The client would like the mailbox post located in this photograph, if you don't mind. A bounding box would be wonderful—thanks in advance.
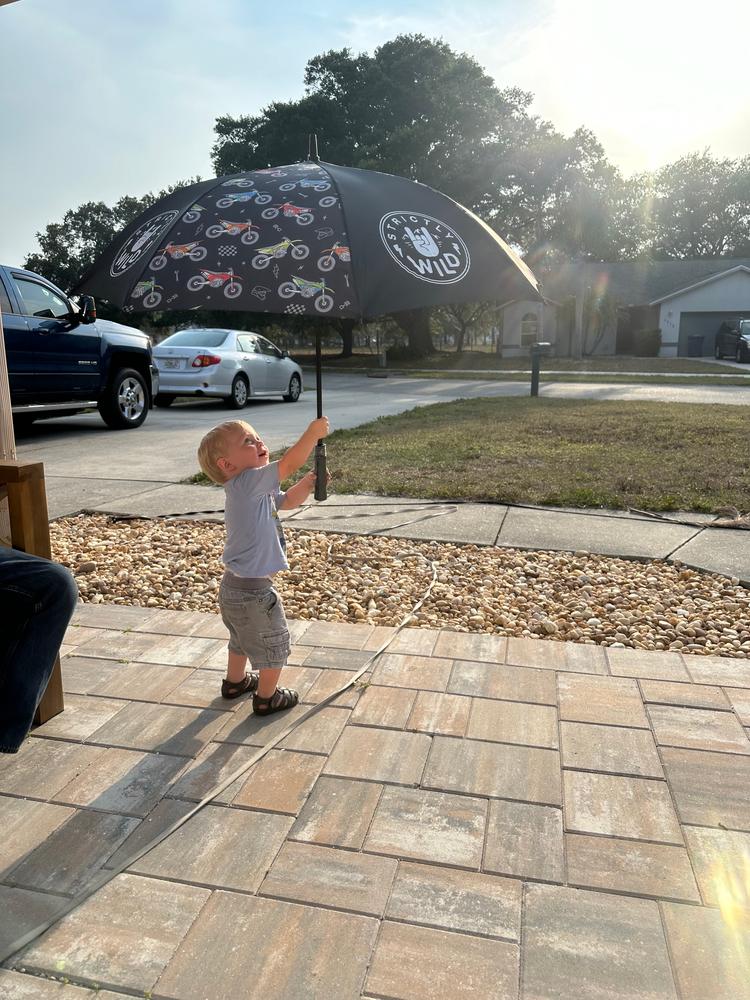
[530,341,552,397]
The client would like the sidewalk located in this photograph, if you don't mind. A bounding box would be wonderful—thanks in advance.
[62,484,750,584]
[1,604,749,998]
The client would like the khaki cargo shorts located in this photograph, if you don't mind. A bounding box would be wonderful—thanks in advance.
[219,578,291,668]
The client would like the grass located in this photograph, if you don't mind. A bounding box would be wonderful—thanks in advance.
[184,397,750,512]
[314,397,750,512]
[291,349,744,375]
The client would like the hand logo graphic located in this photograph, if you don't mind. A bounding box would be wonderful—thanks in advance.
[405,226,440,257]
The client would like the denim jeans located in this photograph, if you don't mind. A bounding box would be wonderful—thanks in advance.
[0,547,78,753]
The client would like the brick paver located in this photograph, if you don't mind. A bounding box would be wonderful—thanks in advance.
[385,860,522,939]
[3,605,748,1000]
[366,920,519,1000]
[522,884,678,999]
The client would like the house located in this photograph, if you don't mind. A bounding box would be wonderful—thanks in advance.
[499,258,750,357]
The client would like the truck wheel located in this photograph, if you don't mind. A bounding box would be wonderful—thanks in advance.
[98,368,149,429]
[224,375,249,409]
[154,393,176,407]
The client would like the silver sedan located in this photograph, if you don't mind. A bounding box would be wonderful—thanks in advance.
[152,328,303,408]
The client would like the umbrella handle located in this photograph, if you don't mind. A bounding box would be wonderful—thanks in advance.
[314,443,328,501]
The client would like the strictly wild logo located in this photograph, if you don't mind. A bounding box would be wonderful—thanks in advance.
[110,211,180,277]
[379,212,470,284]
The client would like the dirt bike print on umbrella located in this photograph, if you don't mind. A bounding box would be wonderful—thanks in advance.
[75,158,540,320]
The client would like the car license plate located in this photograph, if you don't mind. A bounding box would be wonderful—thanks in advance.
[162,358,181,369]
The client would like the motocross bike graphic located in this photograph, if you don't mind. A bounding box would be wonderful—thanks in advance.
[187,268,243,299]
[251,239,310,269]
[182,204,205,224]
[255,168,287,178]
[317,243,351,272]
[215,190,272,209]
[278,178,331,193]
[150,242,207,269]
[131,278,164,309]
[205,219,259,245]
[278,275,334,313]
[220,177,256,188]
[260,203,313,226]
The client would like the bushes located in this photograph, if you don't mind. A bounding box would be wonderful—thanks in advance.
[632,328,662,356]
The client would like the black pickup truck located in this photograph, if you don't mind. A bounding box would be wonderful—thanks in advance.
[1,264,158,428]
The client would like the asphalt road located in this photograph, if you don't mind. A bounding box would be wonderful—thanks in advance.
[13,371,750,517]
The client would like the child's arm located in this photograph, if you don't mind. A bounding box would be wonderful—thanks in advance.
[278,417,330,480]
[279,468,330,510]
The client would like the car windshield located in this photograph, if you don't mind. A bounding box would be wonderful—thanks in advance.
[159,330,230,348]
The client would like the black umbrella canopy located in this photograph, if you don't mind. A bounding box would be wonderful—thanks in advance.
[74,160,540,318]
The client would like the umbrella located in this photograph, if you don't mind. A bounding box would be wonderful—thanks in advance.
[74,146,541,496]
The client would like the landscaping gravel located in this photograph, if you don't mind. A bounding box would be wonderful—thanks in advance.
[51,514,750,658]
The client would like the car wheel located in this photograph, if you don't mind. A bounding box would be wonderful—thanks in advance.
[283,374,302,402]
[736,345,745,363]
[98,368,149,429]
[155,393,175,407]
[225,375,249,409]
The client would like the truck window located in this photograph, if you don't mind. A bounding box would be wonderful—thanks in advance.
[0,278,10,314]
[12,277,70,319]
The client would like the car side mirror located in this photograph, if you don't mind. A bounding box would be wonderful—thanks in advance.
[282,349,290,358]
[78,295,97,324]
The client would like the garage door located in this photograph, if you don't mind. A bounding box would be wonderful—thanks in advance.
[678,312,743,356]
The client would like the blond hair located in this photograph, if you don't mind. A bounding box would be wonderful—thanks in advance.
[197,420,255,484]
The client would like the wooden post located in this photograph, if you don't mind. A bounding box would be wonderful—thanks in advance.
[0,459,65,724]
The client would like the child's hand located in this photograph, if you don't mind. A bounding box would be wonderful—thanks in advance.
[308,416,330,440]
[303,467,332,488]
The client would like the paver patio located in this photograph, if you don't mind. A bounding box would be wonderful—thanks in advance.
[1,604,749,998]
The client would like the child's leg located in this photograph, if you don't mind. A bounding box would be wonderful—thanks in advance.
[221,650,260,699]
[226,650,248,684]
[253,663,298,715]
[256,667,282,699]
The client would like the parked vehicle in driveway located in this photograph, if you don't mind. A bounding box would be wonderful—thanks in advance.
[715,319,750,362]
[1,264,158,429]
[152,328,303,408]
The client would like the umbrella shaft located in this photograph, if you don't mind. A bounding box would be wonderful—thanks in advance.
[314,444,327,502]
[315,337,323,419]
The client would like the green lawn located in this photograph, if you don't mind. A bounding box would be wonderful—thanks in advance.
[316,398,750,512]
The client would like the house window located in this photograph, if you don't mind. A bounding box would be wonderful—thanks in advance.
[520,312,539,347]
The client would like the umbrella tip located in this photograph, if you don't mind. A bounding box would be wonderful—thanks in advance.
[307,133,320,163]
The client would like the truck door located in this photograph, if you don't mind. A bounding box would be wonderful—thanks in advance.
[0,270,33,397]
[9,272,101,400]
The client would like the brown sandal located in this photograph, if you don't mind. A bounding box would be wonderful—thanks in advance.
[221,672,259,700]
[252,686,299,716]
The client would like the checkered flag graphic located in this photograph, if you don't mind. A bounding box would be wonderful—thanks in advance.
[284,303,306,315]
[217,245,238,257]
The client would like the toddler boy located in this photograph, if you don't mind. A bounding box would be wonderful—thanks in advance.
[197,415,329,715]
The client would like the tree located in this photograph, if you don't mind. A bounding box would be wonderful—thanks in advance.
[648,151,750,258]
[436,302,500,352]
[211,35,558,356]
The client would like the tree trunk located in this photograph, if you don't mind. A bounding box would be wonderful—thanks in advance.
[394,309,434,357]
[338,319,355,358]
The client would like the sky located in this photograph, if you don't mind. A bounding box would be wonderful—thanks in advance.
[1,0,748,268]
